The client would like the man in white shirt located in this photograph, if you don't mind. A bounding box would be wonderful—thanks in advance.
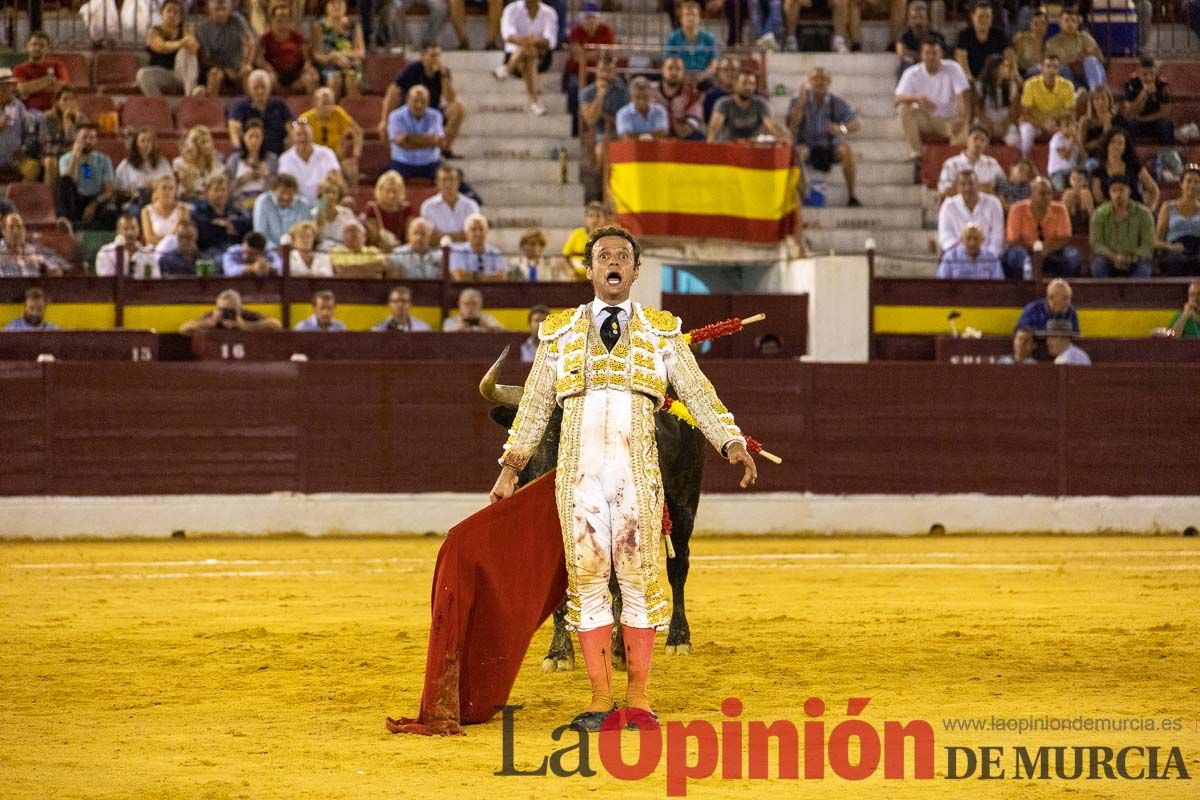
[1042,318,1091,365]
[277,118,342,202]
[895,37,971,161]
[936,169,1004,256]
[448,213,506,280]
[95,215,160,278]
[493,0,558,116]
[936,124,1005,199]
[418,164,480,242]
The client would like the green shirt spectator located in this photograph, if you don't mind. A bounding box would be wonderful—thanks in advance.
[1088,180,1155,278]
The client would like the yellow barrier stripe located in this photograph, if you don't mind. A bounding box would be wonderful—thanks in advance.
[610,161,800,220]
[874,306,1177,338]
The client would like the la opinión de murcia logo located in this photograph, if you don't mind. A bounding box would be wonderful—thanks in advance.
[496,698,1192,796]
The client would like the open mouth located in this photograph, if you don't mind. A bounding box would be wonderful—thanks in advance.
[606,271,622,285]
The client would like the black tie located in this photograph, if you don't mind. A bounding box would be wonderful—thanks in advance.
[600,306,622,351]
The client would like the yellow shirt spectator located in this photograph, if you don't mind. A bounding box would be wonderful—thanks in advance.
[561,226,589,279]
[1020,76,1075,124]
[300,106,356,152]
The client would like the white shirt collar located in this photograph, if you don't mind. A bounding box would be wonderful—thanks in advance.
[591,298,632,321]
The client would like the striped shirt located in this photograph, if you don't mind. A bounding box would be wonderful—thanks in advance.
[787,92,856,149]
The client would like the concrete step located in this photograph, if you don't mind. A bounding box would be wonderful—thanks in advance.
[763,73,898,98]
[811,183,923,207]
[442,50,567,73]
[490,226,574,253]
[466,159,573,182]
[812,160,912,187]
[769,94,899,119]
[804,205,923,229]
[462,91,569,115]
[456,110,571,137]
[806,227,932,255]
[473,180,585,207]
[485,205,588,229]
[452,136,578,160]
[768,53,902,81]
[873,256,938,278]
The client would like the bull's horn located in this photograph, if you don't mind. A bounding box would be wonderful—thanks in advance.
[479,345,525,407]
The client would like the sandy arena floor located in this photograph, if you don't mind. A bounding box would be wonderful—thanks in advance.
[1,534,1198,799]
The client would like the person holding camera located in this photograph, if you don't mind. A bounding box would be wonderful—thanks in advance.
[786,66,861,208]
[442,287,502,332]
[179,288,282,333]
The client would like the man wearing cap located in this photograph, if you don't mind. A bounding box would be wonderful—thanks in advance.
[1040,318,1091,365]
[564,3,615,137]
[0,69,30,176]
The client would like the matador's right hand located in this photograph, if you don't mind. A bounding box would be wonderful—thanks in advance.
[489,467,519,504]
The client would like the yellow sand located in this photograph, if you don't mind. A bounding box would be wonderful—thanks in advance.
[1,534,1197,799]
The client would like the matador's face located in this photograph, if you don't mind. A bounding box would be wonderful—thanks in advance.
[587,235,639,304]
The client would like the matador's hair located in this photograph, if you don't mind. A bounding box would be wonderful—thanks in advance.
[582,225,641,268]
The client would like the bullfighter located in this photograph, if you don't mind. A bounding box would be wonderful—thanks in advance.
[489,225,757,732]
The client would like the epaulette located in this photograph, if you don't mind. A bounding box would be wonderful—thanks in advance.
[538,305,585,340]
[637,306,682,336]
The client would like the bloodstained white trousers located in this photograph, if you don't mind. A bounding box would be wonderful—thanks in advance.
[571,388,653,632]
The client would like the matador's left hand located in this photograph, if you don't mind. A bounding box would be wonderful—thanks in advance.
[726,441,757,489]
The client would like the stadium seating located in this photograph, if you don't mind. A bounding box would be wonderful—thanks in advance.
[47,52,92,92]
[5,183,57,227]
[359,140,391,183]
[176,96,227,136]
[339,95,383,136]
[30,230,82,264]
[121,96,175,136]
[93,136,128,166]
[92,51,141,95]
[285,95,314,118]
[77,94,117,120]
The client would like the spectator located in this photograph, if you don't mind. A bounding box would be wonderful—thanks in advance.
[295,290,347,331]
[0,213,67,276]
[787,67,862,207]
[383,45,465,160]
[0,70,30,178]
[1156,167,1200,277]
[974,54,1020,146]
[115,128,174,204]
[13,30,70,112]
[751,0,793,51]
[195,0,255,97]
[228,69,294,157]
[329,218,387,277]
[953,1,1010,82]
[1010,7,1048,78]
[279,118,343,203]
[1003,176,1080,279]
[937,124,1004,198]
[937,169,1004,256]
[1090,128,1159,212]
[386,85,445,181]
[257,2,318,96]
[137,0,201,97]
[363,170,410,250]
[57,124,117,229]
[443,287,503,331]
[662,1,717,85]
[510,228,560,281]
[833,0,904,55]
[311,0,366,100]
[389,0,451,50]
[1015,277,1080,334]
[702,56,738,123]
[311,173,358,249]
[936,222,1003,278]
[191,173,251,258]
[225,119,280,208]
[1121,57,1174,145]
[895,1,949,78]
[708,69,787,142]
[1047,115,1080,191]
[373,285,433,332]
[287,220,333,276]
[157,219,203,276]
[1018,54,1074,158]
[755,333,783,356]
[248,0,306,36]
[175,125,226,199]
[579,56,628,163]
[1044,5,1105,92]
[96,215,160,278]
[562,202,608,274]
[37,87,84,187]
[419,164,479,241]
[563,3,615,137]
[654,56,706,141]
[1079,86,1118,161]
[521,304,550,361]
[1167,280,1200,338]
[449,213,505,280]
[179,288,282,333]
[997,326,1037,364]
[616,77,669,141]
[1040,318,1091,365]
[223,230,283,276]
[140,174,189,248]
[3,287,58,331]
[895,37,971,161]
[494,0,558,116]
[1090,177,1155,278]
[1000,158,1037,209]
[1062,166,1095,234]
[388,216,442,279]
[449,0,504,51]
[300,87,363,187]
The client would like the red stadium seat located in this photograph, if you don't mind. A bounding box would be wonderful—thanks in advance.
[93,51,141,94]
[29,230,81,266]
[406,179,438,210]
[47,52,92,92]
[122,96,175,135]
[364,53,406,95]
[359,139,391,184]
[93,135,128,165]
[339,95,383,133]
[285,95,314,118]
[77,94,117,120]
[5,183,58,227]
[176,95,227,135]
[157,137,181,161]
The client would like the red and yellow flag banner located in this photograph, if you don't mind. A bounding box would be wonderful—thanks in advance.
[607,140,800,243]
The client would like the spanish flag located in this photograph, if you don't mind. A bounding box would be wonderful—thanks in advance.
[608,140,801,243]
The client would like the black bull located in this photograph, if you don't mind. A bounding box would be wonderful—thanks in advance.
[481,348,707,671]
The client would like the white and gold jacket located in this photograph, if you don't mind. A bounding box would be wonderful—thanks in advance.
[499,302,745,471]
